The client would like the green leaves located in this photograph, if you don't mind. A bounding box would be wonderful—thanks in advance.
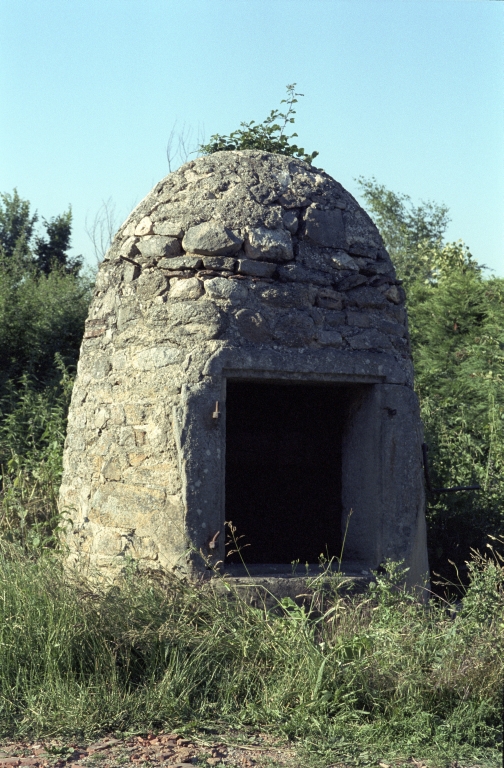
[359,177,504,575]
[0,190,82,276]
[199,84,319,165]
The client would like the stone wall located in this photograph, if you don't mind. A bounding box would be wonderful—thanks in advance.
[59,150,428,585]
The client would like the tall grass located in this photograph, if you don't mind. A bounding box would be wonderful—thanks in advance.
[0,541,502,767]
[0,364,72,549]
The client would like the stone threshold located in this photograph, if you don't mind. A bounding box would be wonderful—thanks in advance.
[210,562,373,605]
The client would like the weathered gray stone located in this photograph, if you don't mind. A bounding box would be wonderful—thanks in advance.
[282,210,299,233]
[204,277,248,302]
[344,286,389,309]
[152,221,184,237]
[237,259,276,278]
[347,329,393,351]
[120,237,140,259]
[134,270,169,298]
[169,277,204,300]
[335,273,368,291]
[331,251,359,271]
[384,285,403,304]
[316,288,344,310]
[277,264,333,286]
[158,255,202,270]
[274,311,316,347]
[134,216,153,236]
[137,236,182,260]
[245,227,293,262]
[132,346,183,369]
[60,150,427,592]
[258,283,316,309]
[234,309,272,343]
[303,207,346,248]
[317,330,343,347]
[202,256,236,271]
[182,222,243,256]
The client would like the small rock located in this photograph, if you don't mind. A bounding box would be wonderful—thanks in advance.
[182,222,243,256]
[237,259,276,278]
[158,255,202,270]
[277,264,333,286]
[245,227,293,262]
[134,217,153,236]
[204,277,248,302]
[384,285,402,304]
[282,210,298,233]
[316,288,344,310]
[170,277,203,300]
[318,330,343,347]
[153,220,184,237]
[235,309,272,343]
[137,236,182,260]
[120,236,140,259]
[336,273,368,291]
[303,207,346,248]
[331,251,359,271]
[202,256,236,271]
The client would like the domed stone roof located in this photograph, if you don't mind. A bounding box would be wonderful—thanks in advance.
[60,151,428,588]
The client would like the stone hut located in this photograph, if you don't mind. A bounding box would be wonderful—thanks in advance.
[60,150,429,587]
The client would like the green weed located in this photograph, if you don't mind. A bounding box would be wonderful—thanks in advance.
[0,543,501,767]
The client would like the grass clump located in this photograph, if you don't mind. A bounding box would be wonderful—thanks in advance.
[0,363,73,550]
[0,543,502,767]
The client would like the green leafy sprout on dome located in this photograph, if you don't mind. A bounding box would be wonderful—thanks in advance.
[199,84,319,165]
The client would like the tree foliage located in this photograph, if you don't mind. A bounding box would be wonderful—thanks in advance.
[359,178,504,575]
[0,190,90,391]
[199,84,319,165]
[0,190,82,275]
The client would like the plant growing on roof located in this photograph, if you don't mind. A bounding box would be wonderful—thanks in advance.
[199,84,319,165]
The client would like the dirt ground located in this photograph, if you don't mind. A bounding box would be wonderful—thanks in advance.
[0,732,307,768]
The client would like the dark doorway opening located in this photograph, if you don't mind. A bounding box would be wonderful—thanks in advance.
[225,380,357,564]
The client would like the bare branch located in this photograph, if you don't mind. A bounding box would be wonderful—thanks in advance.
[85,198,120,265]
[165,121,205,172]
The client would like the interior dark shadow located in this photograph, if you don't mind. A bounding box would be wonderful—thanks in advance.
[225,380,362,565]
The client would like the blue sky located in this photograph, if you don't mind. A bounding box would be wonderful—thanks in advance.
[1,0,503,275]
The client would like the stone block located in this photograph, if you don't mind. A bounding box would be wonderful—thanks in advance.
[344,286,389,309]
[245,227,293,262]
[258,283,317,309]
[169,277,204,300]
[303,207,346,248]
[282,210,298,233]
[202,256,236,271]
[157,254,201,270]
[317,330,343,347]
[204,277,248,302]
[134,270,169,298]
[331,251,359,271]
[237,259,276,278]
[277,264,333,286]
[234,309,272,343]
[152,220,184,237]
[273,311,316,347]
[132,346,183,370]
[316,288,344,310]
[182,222,243,256]
[336,273,368,291]
[137,236,182,260]
[134,216,153,236]
[347,329,393,351]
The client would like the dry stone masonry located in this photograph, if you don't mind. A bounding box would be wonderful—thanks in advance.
[60,150,429,587]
